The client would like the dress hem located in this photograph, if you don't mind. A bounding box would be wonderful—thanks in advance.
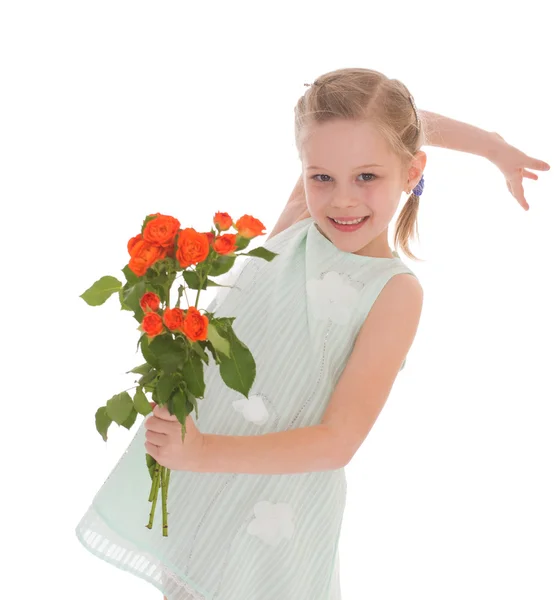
[75,504,211,600]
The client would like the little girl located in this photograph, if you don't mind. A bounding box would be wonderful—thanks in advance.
[75,67,549,600]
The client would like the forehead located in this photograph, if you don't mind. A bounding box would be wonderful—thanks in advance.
[301,119,396,166]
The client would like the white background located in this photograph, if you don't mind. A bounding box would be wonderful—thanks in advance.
[2,1,553,599]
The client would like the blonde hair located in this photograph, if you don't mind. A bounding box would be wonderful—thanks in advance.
[294,67,427,261]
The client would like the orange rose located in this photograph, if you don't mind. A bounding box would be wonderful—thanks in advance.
[213,233,238,255]
[143,214,181,248]
[128,238,167,277]
[213,211,233,231]
[141,312,164,338]
[140,292,161,312]
[182,306,209,341]
[203,231,216,246]
[127,233,143,255]
[163,307,185,331]
[235,215,265,239]
[176,228,210,268]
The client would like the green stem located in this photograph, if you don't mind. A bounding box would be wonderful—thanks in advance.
[146,462,161,529]
[148,460,160,502]
[194,251,217,308]
[161,466,170,537]
[180,273,191,308]
[194,279,203,309]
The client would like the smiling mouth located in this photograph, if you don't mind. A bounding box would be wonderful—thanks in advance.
[329,216,369,223]
[327,216,370,231]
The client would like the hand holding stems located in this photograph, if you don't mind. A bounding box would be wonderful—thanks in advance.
[144,402,205,471]
[144,401,205,535]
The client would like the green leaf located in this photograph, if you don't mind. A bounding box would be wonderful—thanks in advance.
[207,253,236,277]
[121,406,138,429]
[240,246,278,262]
[168,387,188,427]
[146,452,156,480]
[95,406,112,441]
[118,288,129,311]
[122,264,140,286]
[133,387,152,416]
[149,335,186,374]
[191,341,210,365]
[205,278,226,288]
[149,283,167,306]
[80,276,122,306]
[186,389,199,420]
[140,334,160,369]
[122,280,147,322]
[127,362,151,375]
[204,340,221,365]
[148,264,176,306]
[233,235,250,251]
[182,350,205,398]
[207,322,231,358]
[138,369,157,387]
[214,322,256,398]
[212,316,236,328]
[182,270,206,291]
[144,382,157,394]
[106,392,134,425]
[156,372,181,405]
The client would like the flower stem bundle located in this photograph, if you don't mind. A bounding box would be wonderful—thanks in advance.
[81,211,277,536]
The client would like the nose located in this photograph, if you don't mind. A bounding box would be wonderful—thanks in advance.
[330,196,362,210]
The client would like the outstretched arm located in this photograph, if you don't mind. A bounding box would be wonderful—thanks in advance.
[420,110,550,210]
[419,110,498,158]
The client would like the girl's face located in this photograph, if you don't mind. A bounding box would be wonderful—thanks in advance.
[301,119,416,258]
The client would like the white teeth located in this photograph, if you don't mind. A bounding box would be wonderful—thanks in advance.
[332,217,366,225]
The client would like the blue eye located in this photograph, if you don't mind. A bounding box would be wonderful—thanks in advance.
[312,173,376,183]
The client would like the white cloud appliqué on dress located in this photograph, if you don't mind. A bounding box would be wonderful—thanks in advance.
[246,500,295,546]
[306,271,361,325]
[232,393,269,425]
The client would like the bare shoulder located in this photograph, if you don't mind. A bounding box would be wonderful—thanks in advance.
[321,272,424,465]
[371,272,424,329]
[355,272,423,364]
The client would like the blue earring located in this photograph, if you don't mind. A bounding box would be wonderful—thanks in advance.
[412,174,425,197]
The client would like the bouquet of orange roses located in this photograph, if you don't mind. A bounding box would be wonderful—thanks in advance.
[80,211,277,536]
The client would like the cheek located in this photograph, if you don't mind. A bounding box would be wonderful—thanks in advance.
[306,185,329,207]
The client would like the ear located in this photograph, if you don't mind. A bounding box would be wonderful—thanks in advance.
[405,151,427,193]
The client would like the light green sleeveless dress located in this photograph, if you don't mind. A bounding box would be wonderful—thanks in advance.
[75,216,418,600]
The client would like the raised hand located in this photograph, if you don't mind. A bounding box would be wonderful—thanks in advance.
[487,132,550,211]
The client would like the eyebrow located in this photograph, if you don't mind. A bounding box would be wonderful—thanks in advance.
[306,163,384,170]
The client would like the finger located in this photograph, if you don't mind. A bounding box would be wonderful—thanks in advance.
[154,403,178,421]
[522,170,538,180]
[145,429,167,446]
[145,441,159,458]
[526,157,550,171]
[510,179,529,210]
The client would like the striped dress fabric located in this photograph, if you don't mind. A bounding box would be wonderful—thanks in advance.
[75,216,417,600]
